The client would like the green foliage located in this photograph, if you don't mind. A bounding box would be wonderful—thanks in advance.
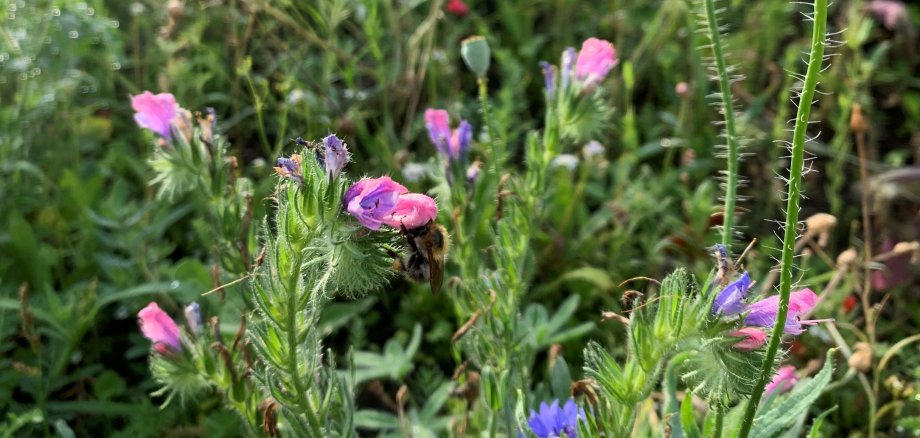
[4,0,920,435]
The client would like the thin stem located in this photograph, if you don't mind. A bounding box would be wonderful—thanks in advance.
[477,77,500,177]
[714,405,724,438]
[701,0,741,249]
[736,1,827,436]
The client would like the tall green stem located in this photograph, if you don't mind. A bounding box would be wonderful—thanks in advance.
[736,1,827,436]
[701,0,741,249]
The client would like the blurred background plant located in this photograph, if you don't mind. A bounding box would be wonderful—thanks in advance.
[2,0,920,435]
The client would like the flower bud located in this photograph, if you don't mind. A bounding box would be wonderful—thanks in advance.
[837,247,859,267]
[461,36,490,78]
[184,302,201,336]
[848,342,872,373]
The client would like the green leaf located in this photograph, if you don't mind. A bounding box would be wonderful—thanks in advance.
[807,405,837,438]
[93,370,127,401]
[551,357,572,401]
[750,350,836,438]
[680,392,702,438]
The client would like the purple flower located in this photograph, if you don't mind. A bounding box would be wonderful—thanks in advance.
[765,366,798,396]
[574,38,617,86]
[274,154,303,183]
[466,160,481,183]
[449,120,473,159]
[425,109,452,157]
[131,91,178,140]
[344,177,408,230]
[712,272,753,316]
[560,47,576,91]
[526,399,584,438]
[138,302,181,352]
[539,61,557,98]
[425,109,473,160]
[744,289,820,335]
[322,134,350,179]
[184,302,201,336]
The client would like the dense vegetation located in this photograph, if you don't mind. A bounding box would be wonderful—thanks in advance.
[2,0,920,436]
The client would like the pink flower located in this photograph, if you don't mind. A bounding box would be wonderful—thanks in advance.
[382,193,439,229]
[446,0,469,16]
[765,366,798,396]
[131,91,178,140]
[744,289,821,335]
[574,38,617,86]
[138,302,181,352]
[729,327,767,351]
[866,0,908,30]
[345,176,408,230]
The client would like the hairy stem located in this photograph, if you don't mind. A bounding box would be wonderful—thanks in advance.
[737,1,827,436]
[701,0,741,249]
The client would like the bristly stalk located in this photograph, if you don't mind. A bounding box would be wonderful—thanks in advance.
[700,0,742,250]
[736,1,828,436]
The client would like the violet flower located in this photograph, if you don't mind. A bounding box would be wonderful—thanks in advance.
[138,302,182,352]
[729,327,767,351]
[712,272,753,316]
[131,91,178,140]
[344,176,408,230]
[425,109,472,160]
[526,399,584,438]
[539,61,557,98]
[765,365,798,396]
[744,289,820,335]
[560,47,576,91]
[574,38,617,86]
[322,134,350,179]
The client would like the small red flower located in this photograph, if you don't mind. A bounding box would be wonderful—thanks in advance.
[842,295,858,313]
[446,0,468,16]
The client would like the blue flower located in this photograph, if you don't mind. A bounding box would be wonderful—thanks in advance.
[526,399,584,438]
[712,272,752,316]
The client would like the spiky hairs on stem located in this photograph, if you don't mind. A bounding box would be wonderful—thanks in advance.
[696,0,745,250]
[736,1,829,436]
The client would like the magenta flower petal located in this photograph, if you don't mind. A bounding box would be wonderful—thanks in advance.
[344,177,408,230]
[574,38,617,85]
[744,289,819,335]
[138,302,181,351]
[425,109,452,157]
[382,193,438,229]
[131,91,177,140]
[729,327,767,351]
[765,366,798,396]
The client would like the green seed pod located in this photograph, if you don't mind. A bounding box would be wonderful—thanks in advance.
[480,365,502,410]
[461,36,490,78]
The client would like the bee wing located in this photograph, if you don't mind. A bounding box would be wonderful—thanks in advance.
[427,246,444,294]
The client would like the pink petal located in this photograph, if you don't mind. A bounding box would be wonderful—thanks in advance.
[729,327,767,351]
[382,193,438,229]
[138,302,181,351]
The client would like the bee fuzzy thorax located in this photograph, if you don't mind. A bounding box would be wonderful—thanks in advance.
[391,220,450,293]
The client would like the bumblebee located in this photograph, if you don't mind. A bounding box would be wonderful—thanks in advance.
[391,220,449,293]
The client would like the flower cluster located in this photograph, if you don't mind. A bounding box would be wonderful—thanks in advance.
[711,269,822,351]
[539,37,618,98]
[344,176,438,230]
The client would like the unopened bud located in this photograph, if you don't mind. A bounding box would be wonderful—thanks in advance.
[850,103,869,134]
[805,213,837,236]
[461,36,491,78]
[837,248,859,268]
[848,342,872,373]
